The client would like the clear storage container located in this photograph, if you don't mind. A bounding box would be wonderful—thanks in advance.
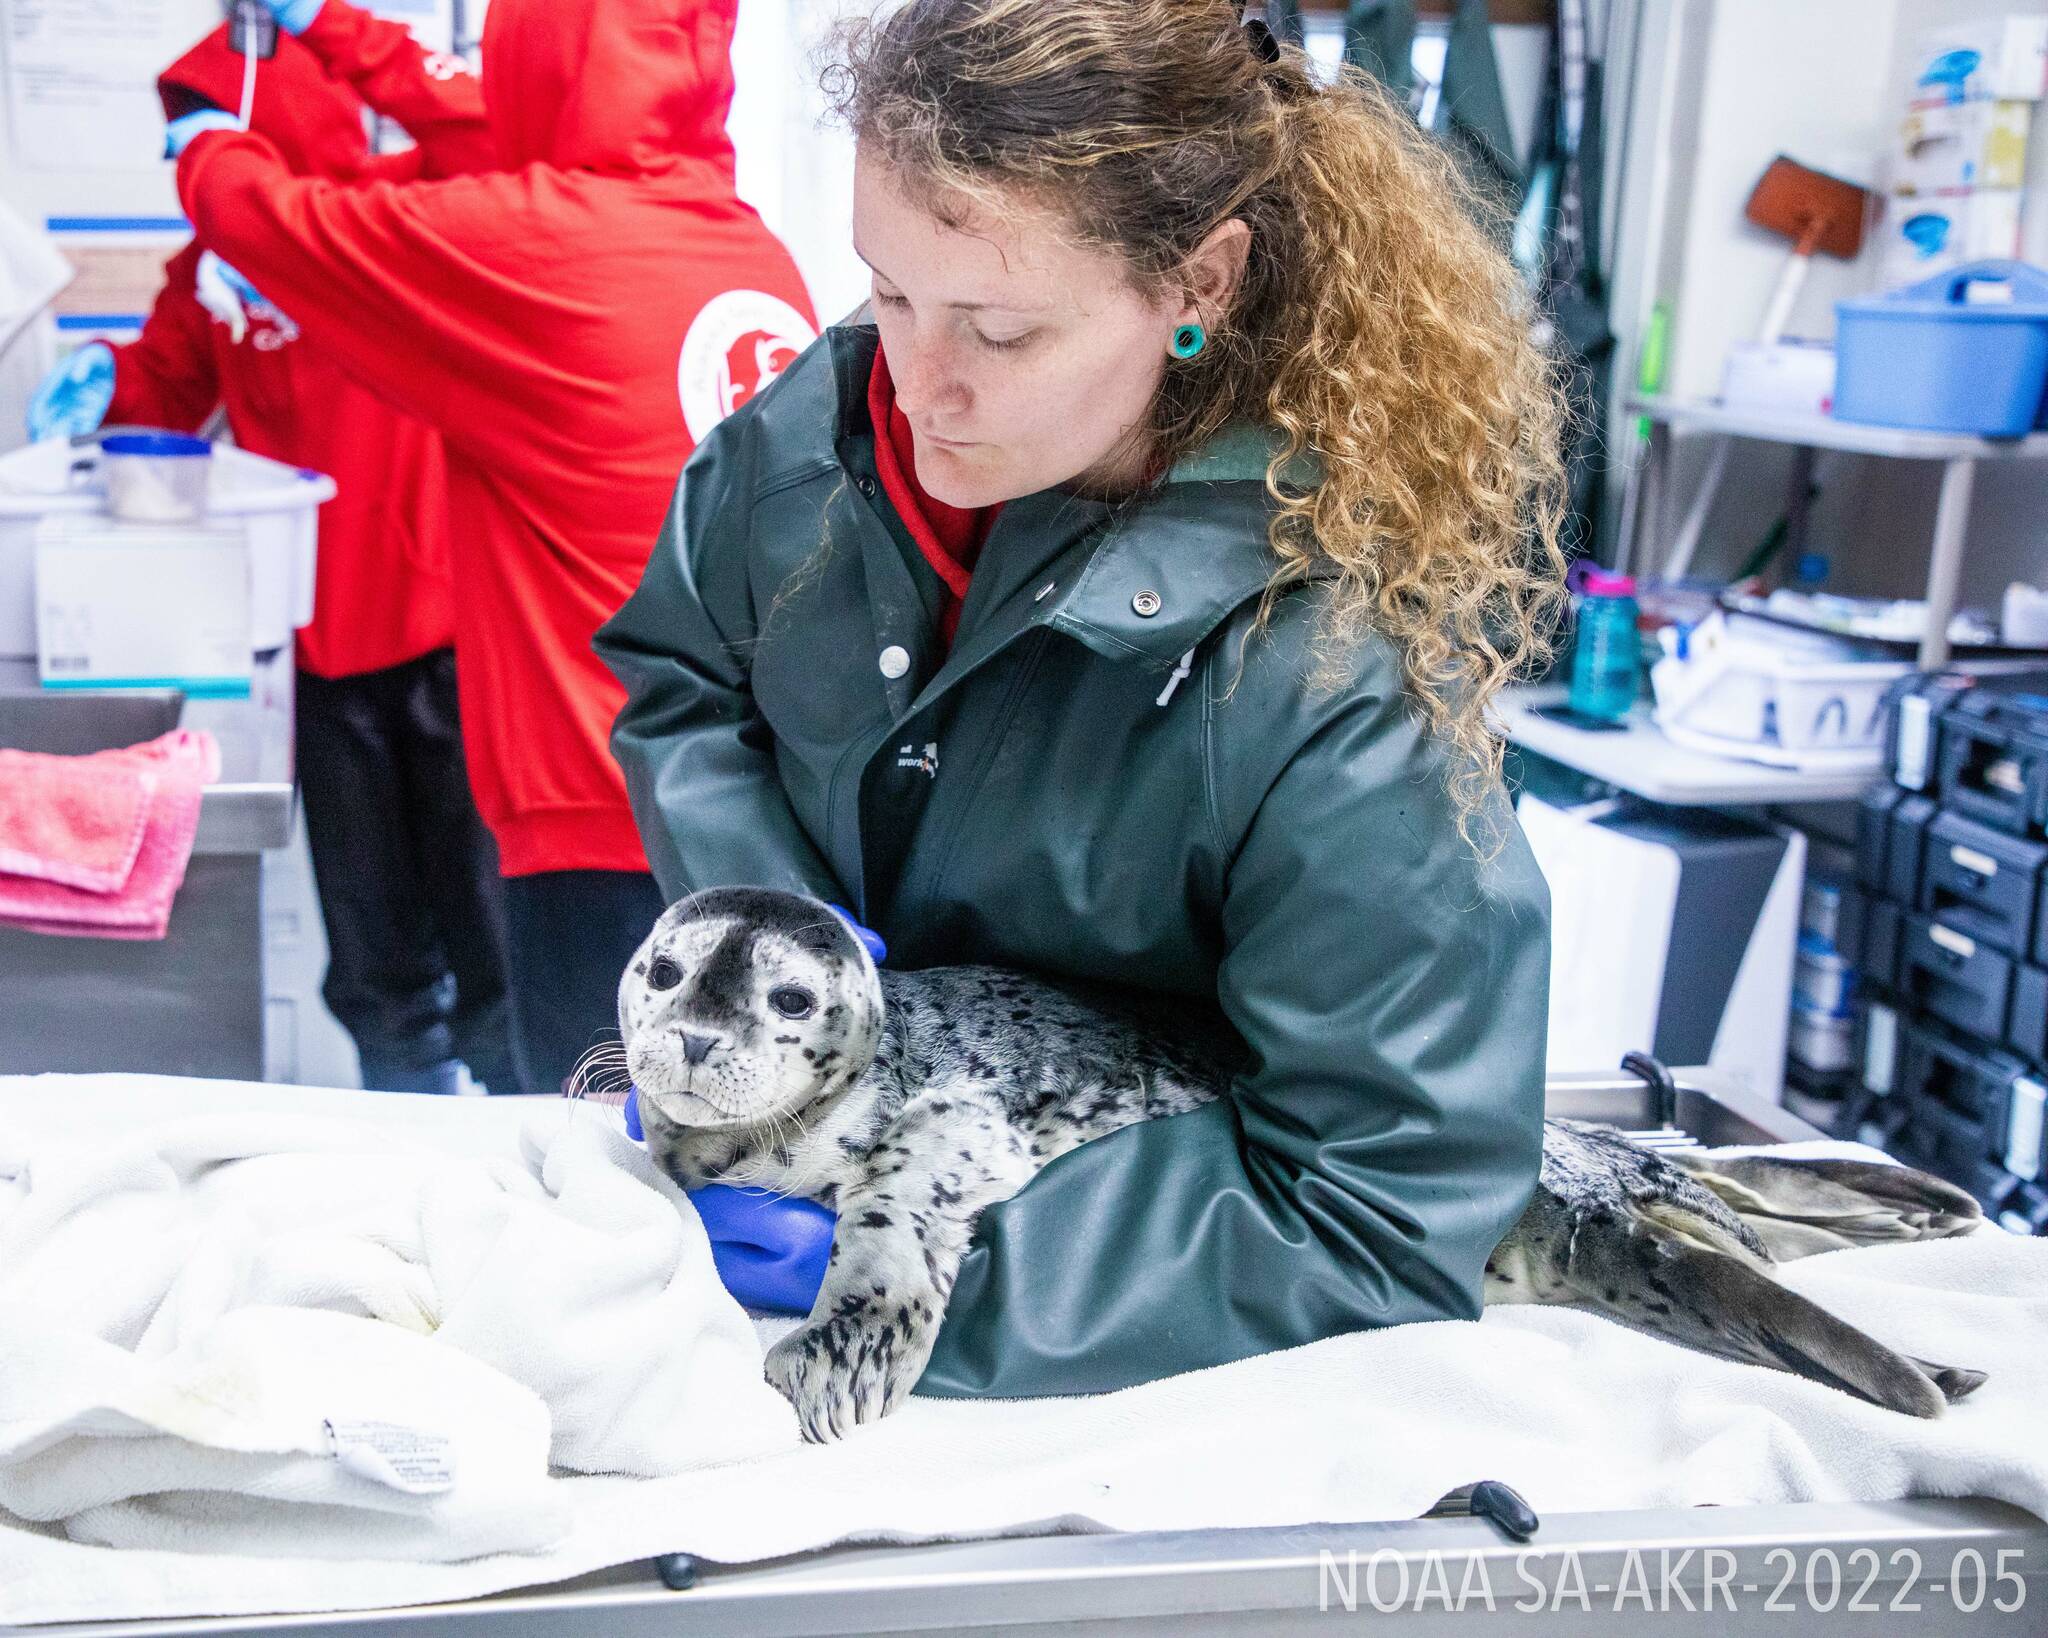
[101,432,213,524]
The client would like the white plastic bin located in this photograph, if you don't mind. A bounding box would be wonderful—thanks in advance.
[1651,610,1911,768]
[0,435,335,662]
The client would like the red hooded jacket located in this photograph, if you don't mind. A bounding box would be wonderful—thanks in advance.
[175,0,819,877]
[111,24,490,679]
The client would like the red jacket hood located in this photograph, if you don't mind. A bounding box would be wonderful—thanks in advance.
[481,0,738,179]
[159,26,369,178]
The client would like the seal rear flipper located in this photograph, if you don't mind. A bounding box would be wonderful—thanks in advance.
[1561,1214,1965,1418]
[1909,1357,1988,1405]
[1669,1153,1984,1259]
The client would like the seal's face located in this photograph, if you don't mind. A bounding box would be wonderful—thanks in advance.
[619,888,884,1130]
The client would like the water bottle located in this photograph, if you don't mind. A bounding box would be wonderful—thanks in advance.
[1568,569,1640,723]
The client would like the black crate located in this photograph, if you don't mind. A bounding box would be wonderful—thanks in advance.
[1918,809,2047,959]
[1883,672,1976,793]
[1897,1018,2029,1167]
[2003,1067,2047,1187]
[1936,678,2048,838]
[2014,965,2048,1069]
[1954,1149,2025,1214]
[1886,795,1938,908]
[1856,783,1903,891]
[1998,1180,2048,1237]
[1859,894,1905,990]
[1856,991,1904,1095]
[1840,1081,1911,1153]
[1899,913,2016,1044]
[1896,1102,1982,1199]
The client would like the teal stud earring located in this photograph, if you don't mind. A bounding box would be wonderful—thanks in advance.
[1170,322,1207,360]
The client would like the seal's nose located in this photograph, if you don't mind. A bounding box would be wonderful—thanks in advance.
[680,1030,722,1067]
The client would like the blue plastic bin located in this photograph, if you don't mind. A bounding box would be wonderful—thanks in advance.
[1835,260,2048,438]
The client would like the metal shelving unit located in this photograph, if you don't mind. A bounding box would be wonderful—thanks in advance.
[1619,394,2048,670]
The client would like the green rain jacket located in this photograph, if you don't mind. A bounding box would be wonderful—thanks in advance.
[596,320,1551,1398]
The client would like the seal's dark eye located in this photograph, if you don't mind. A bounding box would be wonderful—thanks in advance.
[646,956,682,991]
[767,985,815,1020]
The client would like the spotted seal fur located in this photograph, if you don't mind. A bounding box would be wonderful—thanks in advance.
[615,887,1985,1442]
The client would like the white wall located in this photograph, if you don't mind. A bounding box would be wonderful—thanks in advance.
[0,0,221,228]
[1660,0,1900,393]
[1829,0,2048,605]
[727,0,865,322]
[1604,0,1899,586]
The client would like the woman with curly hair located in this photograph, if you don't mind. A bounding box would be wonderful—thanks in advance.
[598,0,1568,1402]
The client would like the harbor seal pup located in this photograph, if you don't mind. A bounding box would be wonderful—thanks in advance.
[612,888,1985,1441]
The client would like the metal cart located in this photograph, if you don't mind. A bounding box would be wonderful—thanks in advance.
[0,679,291,1080]
[32,1068,2048,1637]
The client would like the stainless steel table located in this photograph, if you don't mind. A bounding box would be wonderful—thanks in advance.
[26,1069,2047,1636]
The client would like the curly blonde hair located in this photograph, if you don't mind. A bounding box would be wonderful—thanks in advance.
[828,0,1569,845]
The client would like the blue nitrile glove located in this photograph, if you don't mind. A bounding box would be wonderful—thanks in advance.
[826,903,887,964]
[689,1183,837,1314]
[165,109,242,159]
[621,1086,835,1313]
[258,0,325,34]
[26,343,115,441]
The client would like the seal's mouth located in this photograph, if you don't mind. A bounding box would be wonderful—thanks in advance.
[638,1080,756,1132]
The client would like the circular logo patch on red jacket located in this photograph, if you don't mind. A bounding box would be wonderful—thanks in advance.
[678,290,816,442]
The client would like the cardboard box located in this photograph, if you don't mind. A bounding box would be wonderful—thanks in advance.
[1896,99,2033,195]
[35,517,252,695]
[1878,190,2026,287]
[1912,15,2048,105]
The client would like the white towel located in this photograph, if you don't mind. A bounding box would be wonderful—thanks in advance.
[0,1095,798,1569]
[1,1075,2044,1629]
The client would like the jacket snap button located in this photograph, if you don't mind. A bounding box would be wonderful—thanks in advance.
[878,645,911,679]
[857,476,877,497]
[1131,590,1162,618]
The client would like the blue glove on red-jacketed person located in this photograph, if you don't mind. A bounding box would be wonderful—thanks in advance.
[240,0,324,33]
[26,343,115,441]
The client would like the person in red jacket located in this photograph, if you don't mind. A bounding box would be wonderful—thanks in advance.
[27,25,516,1095]
[167,0,819,1094]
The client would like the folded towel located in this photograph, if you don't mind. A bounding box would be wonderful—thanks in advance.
[0,730,219,939]
[0,1100,798,1568]
[0,750,153,892]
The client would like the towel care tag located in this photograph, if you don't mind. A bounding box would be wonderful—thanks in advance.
[322,1419,457,1494]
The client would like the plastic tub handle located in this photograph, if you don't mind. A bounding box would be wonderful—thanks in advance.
[1893,258,2048,310]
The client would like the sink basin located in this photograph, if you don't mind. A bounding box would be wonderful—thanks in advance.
[0,686,183,754]
[1545,1067,1823,1146]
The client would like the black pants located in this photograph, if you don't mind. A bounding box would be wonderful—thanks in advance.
[297,650,517,1094]
[502,869,667,1096]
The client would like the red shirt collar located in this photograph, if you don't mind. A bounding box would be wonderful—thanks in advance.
[866,343,996,646]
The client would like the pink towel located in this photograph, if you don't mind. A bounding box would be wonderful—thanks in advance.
[0,751,156,892]
[0,731,221,941]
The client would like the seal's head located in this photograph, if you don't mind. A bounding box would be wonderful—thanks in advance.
[619,888,883,1130]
